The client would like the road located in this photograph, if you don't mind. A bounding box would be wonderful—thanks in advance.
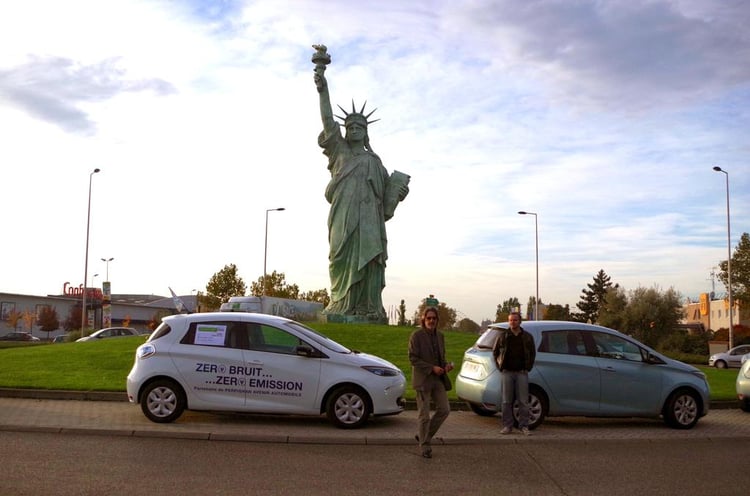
[2,430,747,496]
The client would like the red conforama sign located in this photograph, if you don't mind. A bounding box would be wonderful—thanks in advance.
[63,282,103,302]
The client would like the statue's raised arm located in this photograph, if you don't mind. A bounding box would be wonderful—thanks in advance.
[312,44,335,129]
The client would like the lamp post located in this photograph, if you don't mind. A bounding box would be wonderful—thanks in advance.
[91,273,99,288]
[518,211,539,321]
[81,168,101,335]
[263,207,286,296]
[713,166,733,348]
[101,257,114,280]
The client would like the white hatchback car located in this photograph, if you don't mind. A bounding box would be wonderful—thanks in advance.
[126,312,405,428]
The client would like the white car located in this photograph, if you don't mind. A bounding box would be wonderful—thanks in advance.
[708,344,750,369]
[77,327,140,342]
[126,312,405,428]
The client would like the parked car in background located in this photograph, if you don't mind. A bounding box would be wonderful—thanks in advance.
[126,312,405,428]
[52,335,68,343]
[0,332,41,342]
[737,359,750,412]
[708,344,750,369]
[456,321,710,430]
[76,327,140,342]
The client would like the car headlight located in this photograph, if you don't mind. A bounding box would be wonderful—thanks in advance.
[136,344,156,359]
[361,366,401,377]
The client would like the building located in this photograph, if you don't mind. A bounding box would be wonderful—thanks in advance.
[682,293,747,332]
[0,291,194,339]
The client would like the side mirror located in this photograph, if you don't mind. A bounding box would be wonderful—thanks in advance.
[295,345,315,357]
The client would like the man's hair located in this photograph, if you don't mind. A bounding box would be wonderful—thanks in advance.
[509,311,523,321]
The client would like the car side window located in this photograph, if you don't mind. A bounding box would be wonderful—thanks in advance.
[250,325,306,355]
[181,321,234,347]
[539,330,586,356]
[590,332,644,362]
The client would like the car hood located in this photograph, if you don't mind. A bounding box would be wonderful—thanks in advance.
[346,350,402,371]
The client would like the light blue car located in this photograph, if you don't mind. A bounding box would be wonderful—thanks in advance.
[456,321,710,429]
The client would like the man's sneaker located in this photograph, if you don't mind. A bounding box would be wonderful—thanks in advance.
[500,426,512,435]
[520,427,532,436]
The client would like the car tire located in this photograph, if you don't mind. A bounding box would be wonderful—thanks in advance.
[140,379,186,423]
[663,389,700,429]
[714,360,727,369]
[326,386,371,429]
[468,402,497,416]
[513,387,547,430]
[740,398,750,413]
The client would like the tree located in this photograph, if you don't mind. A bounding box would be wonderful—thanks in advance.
[63,306,82,332]
[597,286,628,331]
[544,303,571,321]
[717,232,750,313]
[249,271,299,299]
[457,318,480,333]
[37,306,60,339]
[604,286,682,348]
[203,264,247,311]
[575,269,618,323]
[397,299,408,326]
[495,297,521,323]
[412,299,457,330]
[6,309,23,332]
[299,288,331,307]
[22,309,35,334]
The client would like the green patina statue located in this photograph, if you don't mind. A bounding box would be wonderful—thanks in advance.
[312,44,410,323]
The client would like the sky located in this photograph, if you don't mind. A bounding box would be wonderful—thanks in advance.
[1,0,748,325]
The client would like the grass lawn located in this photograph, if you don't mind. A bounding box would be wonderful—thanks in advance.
[0,322,738,402]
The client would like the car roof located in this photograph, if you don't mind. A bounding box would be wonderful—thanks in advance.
[161,312,295,326]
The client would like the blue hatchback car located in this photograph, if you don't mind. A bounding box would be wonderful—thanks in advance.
[456,321,710,429]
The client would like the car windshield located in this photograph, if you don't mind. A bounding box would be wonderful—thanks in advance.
[285,322,351,353]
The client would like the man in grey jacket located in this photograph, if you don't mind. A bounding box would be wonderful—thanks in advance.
[408,307,453,458]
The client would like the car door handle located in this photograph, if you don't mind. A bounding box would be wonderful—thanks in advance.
[603,366,616,372]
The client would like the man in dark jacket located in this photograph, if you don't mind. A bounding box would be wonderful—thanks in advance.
[493,311,536,435]
[409,307,453,458]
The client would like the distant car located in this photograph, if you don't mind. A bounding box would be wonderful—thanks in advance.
[52,335,67,343]
[708,344,750,369]
[456,321,710,430]
[0,332,41,342]
[737,359,750,412]
[126,312,406,428]
[76,327,140,342]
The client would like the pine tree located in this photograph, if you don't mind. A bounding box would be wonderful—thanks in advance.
[575,269,618,323]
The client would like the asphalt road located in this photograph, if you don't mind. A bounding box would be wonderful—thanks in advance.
[2,430,748,496]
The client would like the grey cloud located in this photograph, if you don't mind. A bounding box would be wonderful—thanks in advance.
[0,55,176,134]
[458,0,750,110]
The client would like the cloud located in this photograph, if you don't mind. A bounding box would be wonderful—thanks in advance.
[0,55,176,134]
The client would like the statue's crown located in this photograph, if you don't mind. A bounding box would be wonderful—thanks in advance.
[335,100,379,128]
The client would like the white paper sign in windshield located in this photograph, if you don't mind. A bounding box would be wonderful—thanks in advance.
[195,324,227,346]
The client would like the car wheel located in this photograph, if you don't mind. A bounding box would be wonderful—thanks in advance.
[513,387,547,430]
[326,386,371,429]
[468,402,497,416]
[663,389,700,429]
[140,379,186,423]
[741,398,750,413]
[714,360,727,369]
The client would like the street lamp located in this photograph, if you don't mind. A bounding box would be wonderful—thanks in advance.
[518,211,539,321]
[101,257,114,280]
[81,168,101,335]
[264,207,286,296]
[91,273,99,288]
[713,166,734,348]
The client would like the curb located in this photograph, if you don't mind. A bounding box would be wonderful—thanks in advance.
[0,388,738,410]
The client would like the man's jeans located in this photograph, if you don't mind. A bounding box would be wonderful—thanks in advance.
[501,370,529,429]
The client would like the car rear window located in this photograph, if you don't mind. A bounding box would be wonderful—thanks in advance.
[147,322,172,341]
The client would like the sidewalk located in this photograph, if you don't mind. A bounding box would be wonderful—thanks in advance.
[1,390,748,444]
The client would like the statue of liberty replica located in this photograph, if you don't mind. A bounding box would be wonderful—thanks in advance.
[312,44,410,324]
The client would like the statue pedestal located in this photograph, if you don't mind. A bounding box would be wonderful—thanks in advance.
[319,313,388,325]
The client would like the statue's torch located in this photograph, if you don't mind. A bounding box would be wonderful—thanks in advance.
[312,44,331,76]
